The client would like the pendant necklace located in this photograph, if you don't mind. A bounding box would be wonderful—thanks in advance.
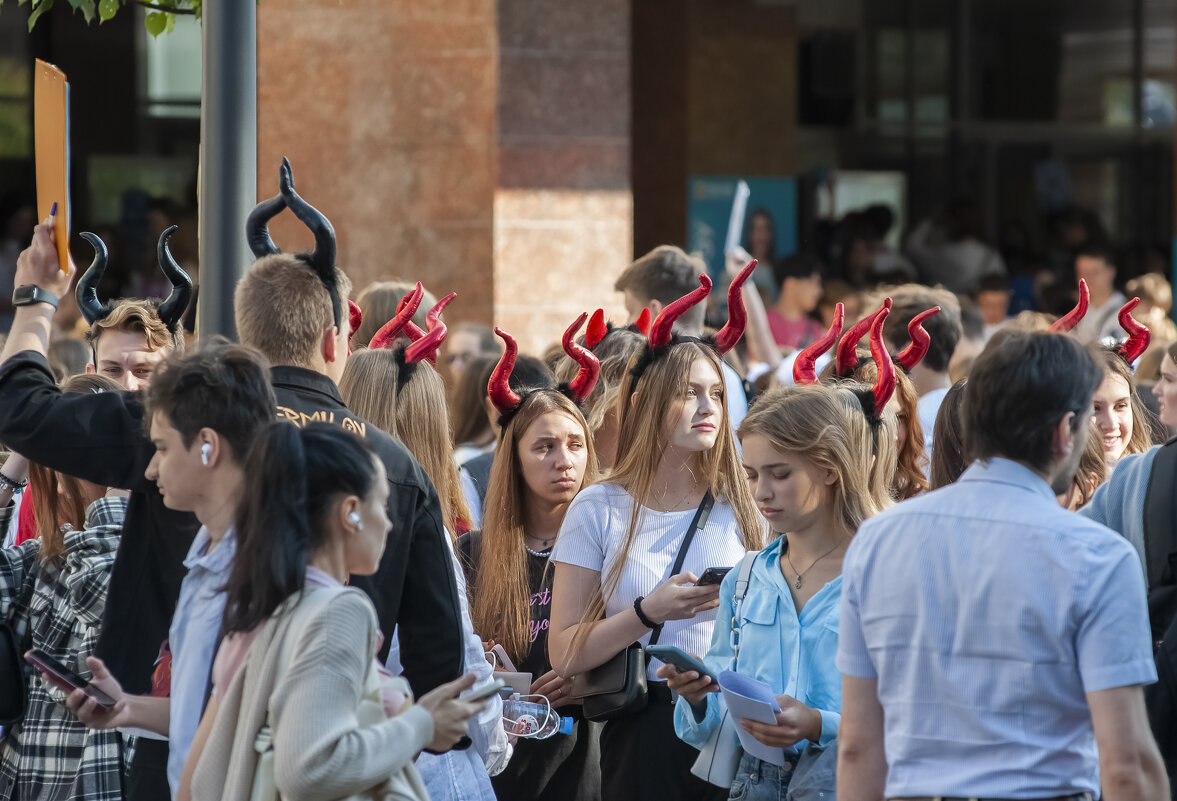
[525,534,552,558]
[784,537,843,590]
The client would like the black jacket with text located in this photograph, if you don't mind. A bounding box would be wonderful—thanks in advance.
[0,353,464,698]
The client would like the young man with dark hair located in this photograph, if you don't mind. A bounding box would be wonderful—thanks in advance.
[613,244,748,427]
[880,284,963,457]
[837,330,1166,801]
[1073,245,1128,344]
[54,342,276,797]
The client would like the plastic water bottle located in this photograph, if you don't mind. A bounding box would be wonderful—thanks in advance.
[501,697,574,740]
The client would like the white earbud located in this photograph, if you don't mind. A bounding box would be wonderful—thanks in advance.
[348,511,363,530]
[200,443,212,466]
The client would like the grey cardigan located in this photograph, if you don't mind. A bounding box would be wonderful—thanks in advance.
[191,587,434,801]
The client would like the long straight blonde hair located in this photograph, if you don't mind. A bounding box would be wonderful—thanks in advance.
[339,348,471,536]
[738,385,890,535]
[568,341,765,659]
[470,391,599,666]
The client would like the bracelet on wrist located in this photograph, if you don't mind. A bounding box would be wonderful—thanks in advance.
[633,596,662,631]
[0,472,28,495]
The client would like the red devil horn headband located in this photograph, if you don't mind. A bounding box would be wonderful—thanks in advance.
[1050,279,1089,333]
[633,307,652,336]
[1117,297,1151,365]
[837,299,892,376]
[793,303,844,385]
[368,283,424,350]
[488,328,523,416]
[562,313,602,404]
[586,309,609,349]
[896,307,940,371]
[712,259,757,354]
[403,292,456,365]
[869,303,897,419]
[649,274,712,348]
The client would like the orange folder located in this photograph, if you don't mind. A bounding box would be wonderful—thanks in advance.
[33,59,70,273]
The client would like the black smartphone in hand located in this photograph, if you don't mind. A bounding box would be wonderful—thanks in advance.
[25,649,116,710]
[696,566,732,586]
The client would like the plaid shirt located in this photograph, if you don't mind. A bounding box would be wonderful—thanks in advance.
[0,496,128,801]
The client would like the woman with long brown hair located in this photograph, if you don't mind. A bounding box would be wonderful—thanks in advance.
[459,316,604,800]
[0,373,126,801]
[549,265,768,801]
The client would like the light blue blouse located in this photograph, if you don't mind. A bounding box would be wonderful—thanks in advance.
[673,536,842,755]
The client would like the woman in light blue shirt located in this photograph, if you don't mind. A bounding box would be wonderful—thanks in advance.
[661,384,894,799]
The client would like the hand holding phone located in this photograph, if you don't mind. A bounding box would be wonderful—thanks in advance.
[644,644,717,684]
[25,649,116,710]
[464,678,508,702]
[696,566,732,586]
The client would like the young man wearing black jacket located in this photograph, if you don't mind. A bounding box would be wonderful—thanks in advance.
[1,220,465,799]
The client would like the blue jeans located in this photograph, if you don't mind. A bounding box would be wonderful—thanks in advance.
[416,749,497,801]
[728,752,797,801]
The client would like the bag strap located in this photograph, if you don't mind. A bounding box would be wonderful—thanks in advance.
[729,550,760,664]
[1144,440,1177,591]
[649,492,714,648]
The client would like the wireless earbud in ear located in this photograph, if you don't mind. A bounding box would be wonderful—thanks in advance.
[348,511,363,530]
[200,443,212,466]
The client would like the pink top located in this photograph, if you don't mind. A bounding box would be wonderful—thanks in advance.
[211,567,407,716]
[765,310,825,351]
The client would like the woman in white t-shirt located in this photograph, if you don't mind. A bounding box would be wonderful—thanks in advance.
[549,268,768,801]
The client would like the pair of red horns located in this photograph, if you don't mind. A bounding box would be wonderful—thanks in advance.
[646,260,757,353]
[794,299,897,417]
[795,303,939,384]
[368,283,456,365]
[488,315,602,416]
[585,307,653,349]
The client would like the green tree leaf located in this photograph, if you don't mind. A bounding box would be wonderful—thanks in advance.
[144,10,167,37]
[26,0,54,31]
[97,0,117,22]
[66,0,95,22]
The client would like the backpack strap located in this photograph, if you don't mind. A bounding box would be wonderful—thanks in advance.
[1144,441,1177,591]
[729,549,760,664]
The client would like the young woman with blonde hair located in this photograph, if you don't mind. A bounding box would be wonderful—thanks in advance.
[459,315,604,800]
[549,265,768,801]
[662,377,892,798]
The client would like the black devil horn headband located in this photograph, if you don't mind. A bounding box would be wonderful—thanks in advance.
[247,158,344,329]
[77,228,194,334]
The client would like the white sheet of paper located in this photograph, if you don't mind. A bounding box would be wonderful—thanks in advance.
[723,180,751,256]
[718,670,784,766]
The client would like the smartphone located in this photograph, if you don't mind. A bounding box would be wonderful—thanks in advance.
[464,678,508,703]
[696,566,733,586]
[643,645,716,683]
[25,649,116,710]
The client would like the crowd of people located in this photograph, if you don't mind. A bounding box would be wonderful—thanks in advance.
[0,162,1175,801]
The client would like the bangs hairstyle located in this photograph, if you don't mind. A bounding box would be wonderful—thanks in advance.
[821,352,926,499]
[234,253,354,367]
[339,348,471,536]
[469,391,599,667]
[739,384,887,534]
[224,422,380,634]
[86,299,179,355]
[30,373,124,563]
[1092,346,1156,457]
[143,341,276,461]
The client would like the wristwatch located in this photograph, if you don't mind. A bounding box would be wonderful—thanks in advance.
[12,285,59,310]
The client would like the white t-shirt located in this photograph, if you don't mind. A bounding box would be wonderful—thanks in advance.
[917,386,951,472]
[551,483,750,680]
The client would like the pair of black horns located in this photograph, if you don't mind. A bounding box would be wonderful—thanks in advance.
[245,157,340,327]
[76,226,193,332]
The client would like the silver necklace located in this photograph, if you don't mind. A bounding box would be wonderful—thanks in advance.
[784,537,843,590]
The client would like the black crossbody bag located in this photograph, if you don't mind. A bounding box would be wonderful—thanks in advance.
[570,492,714,722]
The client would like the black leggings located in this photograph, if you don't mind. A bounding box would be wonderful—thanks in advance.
[600,683,728,801]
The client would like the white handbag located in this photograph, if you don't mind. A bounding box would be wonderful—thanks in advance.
[248,589,430,801]
[691,549,760,788]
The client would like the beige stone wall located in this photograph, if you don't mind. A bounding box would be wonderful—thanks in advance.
[256,0,634,357]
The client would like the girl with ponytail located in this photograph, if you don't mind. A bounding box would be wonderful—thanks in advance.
[181,423,483,801]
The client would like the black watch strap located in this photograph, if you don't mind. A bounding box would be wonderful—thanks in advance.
[12,285,59,310]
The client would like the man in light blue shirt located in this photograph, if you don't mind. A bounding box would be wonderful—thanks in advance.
[837,330,1167,801]
[57,345,276,798]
